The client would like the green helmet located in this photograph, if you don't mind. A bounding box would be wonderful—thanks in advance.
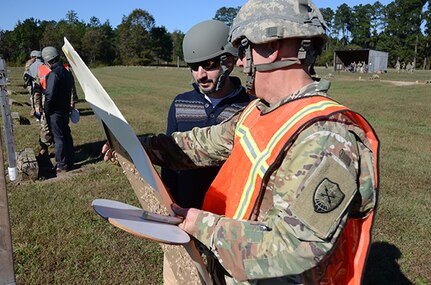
[42,46,60,63]
[183,20,237,63]
[183,20,238,94]
[30,50,42,58]
[229,0,327,47]
[229,0,327,91]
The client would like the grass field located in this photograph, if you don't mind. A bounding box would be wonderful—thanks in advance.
[2,65,431,285]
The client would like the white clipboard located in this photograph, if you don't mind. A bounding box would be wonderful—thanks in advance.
[62,37,174,215]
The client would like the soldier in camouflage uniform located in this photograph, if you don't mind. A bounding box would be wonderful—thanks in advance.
[23,50,39,114]
[28,51,44,120]
[103,1,379,284]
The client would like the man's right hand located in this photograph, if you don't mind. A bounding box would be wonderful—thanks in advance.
[101,143,114,161]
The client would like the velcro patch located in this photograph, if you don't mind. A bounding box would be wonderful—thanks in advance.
[291,156,357,240]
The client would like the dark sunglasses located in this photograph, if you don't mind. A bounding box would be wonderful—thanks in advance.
[188,58,220,71]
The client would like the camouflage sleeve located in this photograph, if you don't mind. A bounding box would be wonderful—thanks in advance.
[187,118,376,281]
[171,112,239,167]
[138,113,239,170]
[33,73,42,94]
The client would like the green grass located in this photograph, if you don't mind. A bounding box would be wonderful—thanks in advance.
[3,65,431,284]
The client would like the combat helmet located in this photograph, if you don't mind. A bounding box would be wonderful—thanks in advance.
[30,50,42,58]
[42,46,60,63]
[183,20,238,94]
[183,20,237,63]
[229,0,328,90]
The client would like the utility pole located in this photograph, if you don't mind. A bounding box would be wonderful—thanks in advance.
[0,58,16,285]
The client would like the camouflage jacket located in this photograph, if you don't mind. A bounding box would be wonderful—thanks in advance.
[143,80,377,284]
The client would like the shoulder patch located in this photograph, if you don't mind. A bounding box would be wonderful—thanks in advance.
[313,178,345,213]
[290,156,357,240]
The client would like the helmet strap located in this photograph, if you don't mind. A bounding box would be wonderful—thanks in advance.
[254,58,299,72]
[240,38,256,92]
[254,39,318,72]
[214,54,230,92]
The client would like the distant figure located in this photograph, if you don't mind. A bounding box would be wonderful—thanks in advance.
[352,61,357,72]
[406,62,413,73]
[395,59,401,73]
[358,61,364,73]
[28,51,44,120]
[23,50,39,114]
[401,61,406,71]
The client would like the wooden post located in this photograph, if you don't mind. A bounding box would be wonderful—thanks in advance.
[0,58,16,284]
[0,58,16,285]
[0,59,17,181]
[0,126,16,285]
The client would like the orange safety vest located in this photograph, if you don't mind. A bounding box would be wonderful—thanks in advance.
[202,96,379,285]
[38,63,70,91]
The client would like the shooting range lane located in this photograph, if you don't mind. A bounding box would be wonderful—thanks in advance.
[92,199,190,245]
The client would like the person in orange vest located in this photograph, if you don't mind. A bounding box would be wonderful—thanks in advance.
[102,0,379,284]
[40,46,75,173]
[35,49,78,155]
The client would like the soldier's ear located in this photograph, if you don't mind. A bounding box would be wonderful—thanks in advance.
[266,41,280,62]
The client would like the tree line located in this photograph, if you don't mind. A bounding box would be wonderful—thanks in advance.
[0,0,430,69]
[320,0,430,69]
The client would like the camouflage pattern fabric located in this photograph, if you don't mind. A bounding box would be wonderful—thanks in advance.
[39,113,52,147]
[33,91,43,114]
[229,0,327,46]
[24,58,36,110]
[162,80,377,284]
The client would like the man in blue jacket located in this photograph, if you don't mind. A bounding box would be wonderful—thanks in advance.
[41,46,75,173]
[162,20,254,209]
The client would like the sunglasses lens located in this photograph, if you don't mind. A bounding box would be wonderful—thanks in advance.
[189,58,220,71]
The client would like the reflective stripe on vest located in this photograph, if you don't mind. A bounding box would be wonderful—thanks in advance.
[202,95,379,284]
[203,96,349,220]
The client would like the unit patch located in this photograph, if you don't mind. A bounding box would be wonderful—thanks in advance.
[313,178,345,213]
[290,156,357,240]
